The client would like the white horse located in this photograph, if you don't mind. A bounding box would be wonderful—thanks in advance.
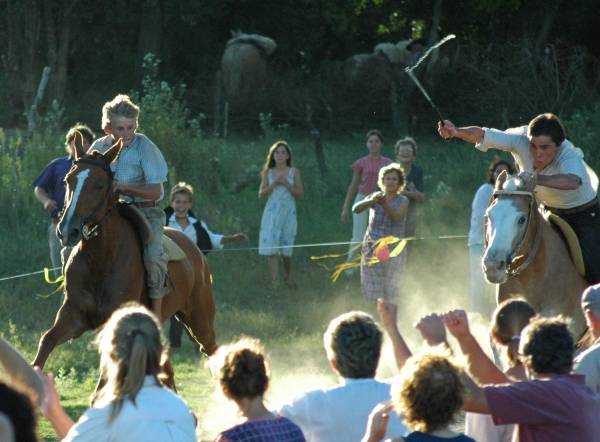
[483,171,587,335]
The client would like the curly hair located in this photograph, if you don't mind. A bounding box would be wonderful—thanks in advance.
[491,298,536,367]
[377,163,405,194]
[323,311,382,379]
[394,352,464,433]
[394,136,418,158]
[217,337,269,399]
[486,157,515,184]
[520,316,574,375]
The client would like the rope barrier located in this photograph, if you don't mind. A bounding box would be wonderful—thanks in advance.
[0,234,467,283]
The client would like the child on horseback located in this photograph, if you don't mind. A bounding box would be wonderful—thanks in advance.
[89,94,169,321]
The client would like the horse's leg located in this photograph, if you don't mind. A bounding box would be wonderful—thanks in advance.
[32,302,87,368]
[184,265,217,356]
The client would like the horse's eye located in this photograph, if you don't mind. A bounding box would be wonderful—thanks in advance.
[518,215,527,225]
[96,184,104,190]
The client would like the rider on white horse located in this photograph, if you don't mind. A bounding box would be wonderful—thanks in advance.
[438,113,600,284]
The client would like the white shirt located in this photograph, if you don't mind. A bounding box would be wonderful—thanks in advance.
[574,338,600,394]
[63,376,196,442]
[167,214,224,249]
[277,377,407,442]
[465,412,514,442]
[476,126,597,209]
[468,183,493,247]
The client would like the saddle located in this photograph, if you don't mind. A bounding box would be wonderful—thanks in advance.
[541,208,586,277]
[117,203,186,261]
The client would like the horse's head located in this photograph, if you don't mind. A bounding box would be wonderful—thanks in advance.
[482,171,537,283]
[57,138,123,246]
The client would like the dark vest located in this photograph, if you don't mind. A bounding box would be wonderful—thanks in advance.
[164,207,213,254]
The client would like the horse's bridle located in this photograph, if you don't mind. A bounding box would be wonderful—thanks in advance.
[486,190,542,277]
[70,157,115,240]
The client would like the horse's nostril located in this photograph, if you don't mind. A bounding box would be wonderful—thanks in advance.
[71,228,79,239]
[498,260,505,269]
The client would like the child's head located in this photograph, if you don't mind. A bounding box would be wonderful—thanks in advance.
[377,163,405,194]
[263,141,292,172]
[93,303,164,422]
[487,158,515,184]
[216,337,269,401]
[394,352,464,434]
[491,298,536,367]
[65,124,95,155]
[101,94,140,146]
[365,129,383,154]
[169,182,194,217]
[394,137,417,162]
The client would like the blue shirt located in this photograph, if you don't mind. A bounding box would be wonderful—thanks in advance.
[33,156,73,218]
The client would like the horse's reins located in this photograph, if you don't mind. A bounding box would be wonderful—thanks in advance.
[71,157,115,240]
[488,190,542,277]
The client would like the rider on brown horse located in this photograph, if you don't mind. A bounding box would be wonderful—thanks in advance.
[89,94,169,320]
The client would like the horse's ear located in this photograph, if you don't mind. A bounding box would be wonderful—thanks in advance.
[72,131,87,161]
[495,170,508,190]
[102,139,124,164]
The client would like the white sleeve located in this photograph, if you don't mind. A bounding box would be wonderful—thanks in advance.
[201,221,224,250]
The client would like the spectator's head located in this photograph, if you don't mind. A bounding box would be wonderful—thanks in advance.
[65,123,95,155]
[216,337,269,401]
[394,136,418,162]
[169,182,194,216]
[377,163,405,194]
[519,316,574,377]
[581,284,600,334]
[491,298,536,367]
[365,129,384,154]
[0,382,38,442]
[93,303,165,422]
[324,311,382,379]
[262,140,292,173]
[393,352,464,434]
[487,157,515,184]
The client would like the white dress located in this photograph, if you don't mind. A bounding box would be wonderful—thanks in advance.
[259,168,297,257]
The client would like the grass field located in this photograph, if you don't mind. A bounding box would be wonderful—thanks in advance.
[0,128,525,441]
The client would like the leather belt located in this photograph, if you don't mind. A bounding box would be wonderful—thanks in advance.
[546,197,598,216]
[134,201,157,208]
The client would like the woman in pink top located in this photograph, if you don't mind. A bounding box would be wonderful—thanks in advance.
[341,130,392,268]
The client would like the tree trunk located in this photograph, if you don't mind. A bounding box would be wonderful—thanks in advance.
[534,0,561,53]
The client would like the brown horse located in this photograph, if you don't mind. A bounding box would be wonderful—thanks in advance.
[482,172,587,335]
[32,140,217,375]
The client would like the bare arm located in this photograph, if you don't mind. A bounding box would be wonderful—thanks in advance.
[402,186,425,203]
[117,182,163,201]
[287,168,304,198]
[461,371,491,414]
[353,192,380,214]
[536,173,581,190]
[438,120,484,144]
[443,310,510,384]
[377,299,412,370]
[220,233,249,245]
[37,371,76,439]
[34,186,58,212]
[342,172,361,222]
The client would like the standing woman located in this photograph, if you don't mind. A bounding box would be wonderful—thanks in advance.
[341,130,392,266]
[468,158,514,315]
[39,304,197,442]
[258,141,304,289]
[353,164,409,305]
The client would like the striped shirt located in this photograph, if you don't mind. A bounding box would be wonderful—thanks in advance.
[352,155,392,195]
[90,133,168,201]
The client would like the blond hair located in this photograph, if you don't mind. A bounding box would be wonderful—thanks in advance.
[101,94,140,129]
[169,182,194,202]
[92,303,165,423]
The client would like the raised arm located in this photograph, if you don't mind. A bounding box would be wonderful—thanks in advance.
[377,299,412,370]
[442,310,510,385]
[353,192,381,214]
[438,120,485,143]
